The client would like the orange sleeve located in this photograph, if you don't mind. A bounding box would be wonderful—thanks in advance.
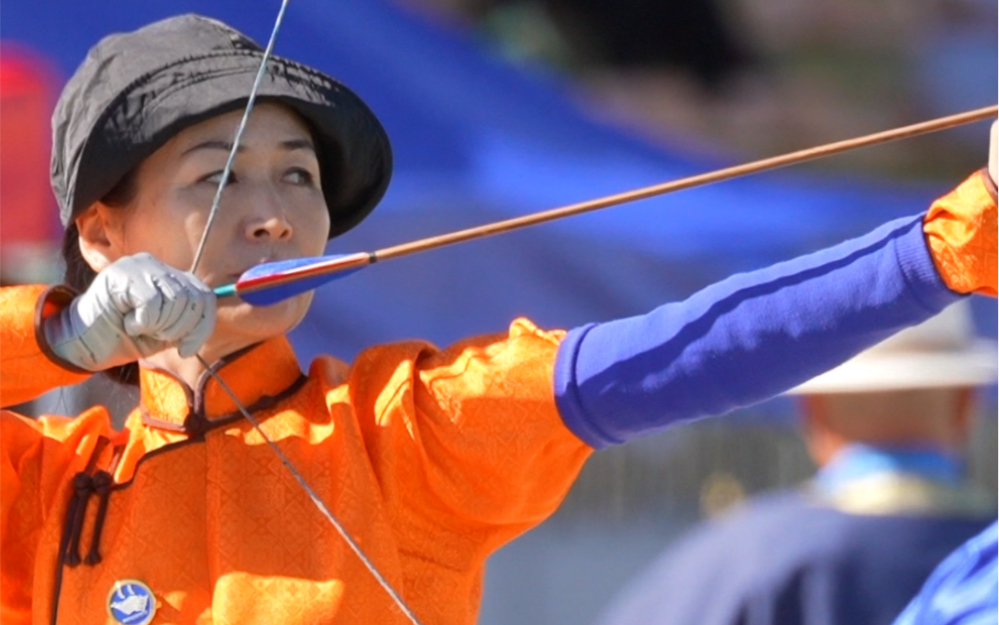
[409,319,592,534]
[923,169,998,297]
[346,319,592,599]
[0,285,90,407]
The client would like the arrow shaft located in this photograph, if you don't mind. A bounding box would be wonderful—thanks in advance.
[372,105,997,263]
[217,104,996,299]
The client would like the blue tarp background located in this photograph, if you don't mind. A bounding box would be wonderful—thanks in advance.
[3,0,989,375]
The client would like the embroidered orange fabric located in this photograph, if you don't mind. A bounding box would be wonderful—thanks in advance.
[0,285,89,407]
[923,170,998,297]
[1,286,592,625]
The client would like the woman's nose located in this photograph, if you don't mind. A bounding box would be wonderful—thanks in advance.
[244,213,293,242]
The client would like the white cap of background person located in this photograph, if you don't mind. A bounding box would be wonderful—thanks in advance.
[788,301,997,395]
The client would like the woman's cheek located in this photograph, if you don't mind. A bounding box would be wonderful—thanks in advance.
[296,194,331,252]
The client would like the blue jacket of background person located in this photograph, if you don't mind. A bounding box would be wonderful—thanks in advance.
[595,446,995,625]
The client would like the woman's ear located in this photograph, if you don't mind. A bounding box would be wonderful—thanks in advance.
[76,202,125,272]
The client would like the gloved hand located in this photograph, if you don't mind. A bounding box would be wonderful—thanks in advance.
[43,253,216,371]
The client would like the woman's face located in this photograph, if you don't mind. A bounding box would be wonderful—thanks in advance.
[80,102,331,352]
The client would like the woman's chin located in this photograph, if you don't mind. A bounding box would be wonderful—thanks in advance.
[214,294,312,348]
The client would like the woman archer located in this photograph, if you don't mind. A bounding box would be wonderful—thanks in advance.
[1,14,995,625]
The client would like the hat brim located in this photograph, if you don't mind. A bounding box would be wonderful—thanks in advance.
[785,340,998,394]
[70,50,392,238]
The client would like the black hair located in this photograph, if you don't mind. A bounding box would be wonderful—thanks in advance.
[60,169,141,385]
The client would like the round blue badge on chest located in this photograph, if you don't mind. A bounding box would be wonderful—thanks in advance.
[106,579,157,625]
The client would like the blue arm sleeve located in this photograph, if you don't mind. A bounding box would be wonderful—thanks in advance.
[554,215,963,449]
[892,521,998,625]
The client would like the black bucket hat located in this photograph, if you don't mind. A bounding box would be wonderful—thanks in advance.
[51,14,392,239]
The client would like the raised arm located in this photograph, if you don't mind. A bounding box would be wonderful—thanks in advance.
[555,170,996,448]
[1,254,215,409]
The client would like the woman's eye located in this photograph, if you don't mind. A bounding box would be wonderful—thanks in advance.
[200,171,237,186]
[284,168,315,186]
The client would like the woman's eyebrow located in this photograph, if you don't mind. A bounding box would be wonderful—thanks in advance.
[280,138,316,153]
[182,140,236,156]
[181,138,315,156]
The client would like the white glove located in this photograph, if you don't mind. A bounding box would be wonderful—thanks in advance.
[989,119,997,185]
[44,253,216,371]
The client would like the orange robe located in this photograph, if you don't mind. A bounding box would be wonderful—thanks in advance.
[1,285,592,624]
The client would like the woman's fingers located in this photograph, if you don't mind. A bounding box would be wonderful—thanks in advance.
[115,255,217,354]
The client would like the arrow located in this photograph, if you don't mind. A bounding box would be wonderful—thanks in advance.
[214,252,374,305]
[214,104,998,306]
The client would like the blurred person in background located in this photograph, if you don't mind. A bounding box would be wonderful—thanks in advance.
[594,297,997,625]
[890,519,997,625]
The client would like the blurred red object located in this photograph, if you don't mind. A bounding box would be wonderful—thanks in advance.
[0,44,61,283]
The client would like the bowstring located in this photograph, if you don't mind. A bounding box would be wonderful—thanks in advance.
[196,356,425,625]
[189,0,291,274]
[186,4,424,623]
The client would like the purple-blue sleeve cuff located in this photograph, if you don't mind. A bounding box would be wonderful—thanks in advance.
[554,214,963,449]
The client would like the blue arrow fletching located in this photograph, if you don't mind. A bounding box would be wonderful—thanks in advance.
[233,254,369,306]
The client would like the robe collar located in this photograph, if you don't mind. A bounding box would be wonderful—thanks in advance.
[138,336,306,434]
